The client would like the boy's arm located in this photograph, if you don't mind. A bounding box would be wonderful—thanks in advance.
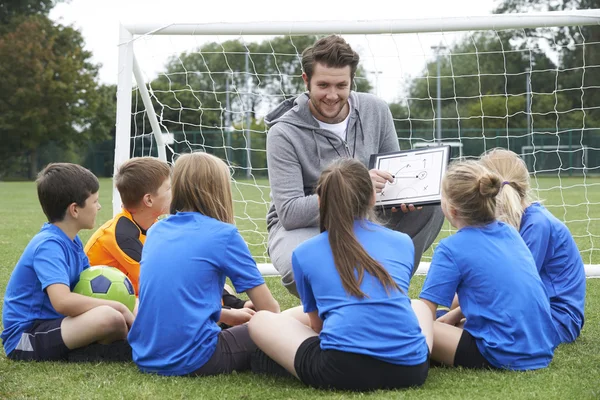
[46,284,134,328]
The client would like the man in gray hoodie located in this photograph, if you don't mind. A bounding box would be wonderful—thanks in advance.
[266,35,445,297]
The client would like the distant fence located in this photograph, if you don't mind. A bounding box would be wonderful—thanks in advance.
[118,128,599,178]
[8,128,591,179]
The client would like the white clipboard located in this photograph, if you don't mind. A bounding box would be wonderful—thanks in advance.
[369,145,450,207]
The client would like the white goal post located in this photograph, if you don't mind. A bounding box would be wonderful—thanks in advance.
[115,10,600,276]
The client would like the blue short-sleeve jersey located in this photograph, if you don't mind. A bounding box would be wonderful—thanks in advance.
[420,221,558,370]
[520,203,586,344]
[2,223,89,355]
[128,212,265,376]
[292,220,429,366]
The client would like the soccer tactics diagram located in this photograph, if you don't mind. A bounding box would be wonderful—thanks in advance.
[373,146,449,206]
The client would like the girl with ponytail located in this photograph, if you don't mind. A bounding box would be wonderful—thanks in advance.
[249,158,433,391]
[480,148,585,345]
[419,160,558,371]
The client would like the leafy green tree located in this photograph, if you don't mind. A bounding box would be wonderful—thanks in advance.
[138,35,373,160]
[494,0,600,127]
[0,0,59,29]
[0,15,106,178]
[402,32,568,137]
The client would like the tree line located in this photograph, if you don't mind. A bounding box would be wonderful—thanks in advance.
[1,0,598,179]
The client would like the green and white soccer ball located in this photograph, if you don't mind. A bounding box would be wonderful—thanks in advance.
[73,266,136,312]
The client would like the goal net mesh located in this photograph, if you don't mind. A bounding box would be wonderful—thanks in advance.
[124,23,600,265]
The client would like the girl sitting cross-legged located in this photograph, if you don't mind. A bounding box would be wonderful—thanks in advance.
[480,148,586,345]
[128,152,279,377]
[248,158,433,391]
[419,160,558,371]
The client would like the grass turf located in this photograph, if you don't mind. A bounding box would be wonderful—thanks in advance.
[0,177,599,399]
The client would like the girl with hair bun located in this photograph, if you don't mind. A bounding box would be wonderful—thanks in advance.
[480,148,585,345]
[248,158,433,391]
[419,160,558,371]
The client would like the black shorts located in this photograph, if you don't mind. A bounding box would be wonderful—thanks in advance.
[7,318,133,363]
[454,330,497,369]
[7,318,69,361]
[294,336,429,391]
[189,324,258,376]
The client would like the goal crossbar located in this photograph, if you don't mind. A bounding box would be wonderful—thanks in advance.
[122,10,600,36]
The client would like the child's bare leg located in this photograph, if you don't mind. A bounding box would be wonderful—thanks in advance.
[411,299,434,353]
[431,321,463,366]
[282,305,310,326]
[450,294,459,310]
[133,298,139,317]
[248,311,317,379]
[61,306,128,349]
[223,283,235,295]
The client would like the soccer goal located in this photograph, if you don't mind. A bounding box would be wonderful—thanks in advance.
[115,10,600,274]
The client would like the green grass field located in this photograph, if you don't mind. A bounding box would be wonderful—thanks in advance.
[0,177,599,399]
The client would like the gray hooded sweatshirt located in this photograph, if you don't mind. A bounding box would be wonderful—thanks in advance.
[265,91,399,232]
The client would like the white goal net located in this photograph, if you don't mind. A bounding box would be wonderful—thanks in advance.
[115,10,600,269]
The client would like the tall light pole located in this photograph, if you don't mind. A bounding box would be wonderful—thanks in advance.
[525,67,532,136]
[431,45,446,144]
[245,51,252,179]
[368,69,382,97]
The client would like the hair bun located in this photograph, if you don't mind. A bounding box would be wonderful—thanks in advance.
[478,173,501,198]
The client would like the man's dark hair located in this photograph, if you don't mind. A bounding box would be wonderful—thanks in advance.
[36,163,99,223]
[301,35,360,86]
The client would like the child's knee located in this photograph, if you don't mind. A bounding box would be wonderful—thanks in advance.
[94,306,128,335]
[248,310,273,334]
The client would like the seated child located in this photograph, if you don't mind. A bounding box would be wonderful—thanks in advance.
[85,157,250,311]
[480,148,586,344]
[419,160,558,370]
[248,158,433,391]
[128,152,280,377]
[2,163,133,361]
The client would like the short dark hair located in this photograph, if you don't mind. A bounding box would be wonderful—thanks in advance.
[301,35,360,85]
[36,163,100,223]
[115,157,171,209]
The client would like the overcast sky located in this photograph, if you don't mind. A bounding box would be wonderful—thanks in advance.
[50,0,498,103]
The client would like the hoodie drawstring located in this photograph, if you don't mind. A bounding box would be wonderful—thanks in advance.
[312,130,322,168]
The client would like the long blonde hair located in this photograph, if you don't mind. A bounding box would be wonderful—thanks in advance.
[442,160,501,227]
[480,148,533,230]
[317,158,400,299]
[170,152,234,224]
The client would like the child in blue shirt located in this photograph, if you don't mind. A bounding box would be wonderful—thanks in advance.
[420,160,558,371]
[248,158,433,391]
[2,163,134,361]
[127,152,279,377]
[480,148,586,344]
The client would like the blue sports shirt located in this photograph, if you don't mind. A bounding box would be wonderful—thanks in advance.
[520,203,586,344]
[128,212,265,376]
[293,220,429,366]
[420,221,558,370]
[2,223,89,355]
